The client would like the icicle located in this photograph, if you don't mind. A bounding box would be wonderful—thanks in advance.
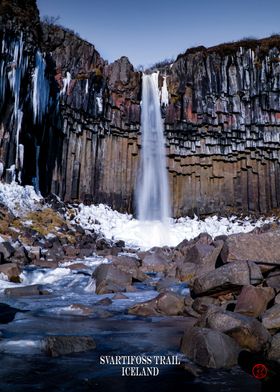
[85,79,89,94]
[15,109,23,170]
[0,162,3,179]
[32,145,40,194]
[96,95,103,113]
[18,144,24,168]
[32,51,50,123]
[61,72,71,95]
[17,143,24,184]
[161,76,169,106]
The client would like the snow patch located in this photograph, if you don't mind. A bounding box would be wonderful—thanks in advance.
[0,181,42,217]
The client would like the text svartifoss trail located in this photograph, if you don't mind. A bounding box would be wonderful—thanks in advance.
[99,355,181,377]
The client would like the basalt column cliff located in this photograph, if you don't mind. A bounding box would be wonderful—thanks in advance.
[1,0,280,217]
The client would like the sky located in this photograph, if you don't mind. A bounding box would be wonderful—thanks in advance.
[37,0,280,68]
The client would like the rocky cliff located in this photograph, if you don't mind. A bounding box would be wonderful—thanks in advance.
[165,39,280,216]
[1,0,280,217]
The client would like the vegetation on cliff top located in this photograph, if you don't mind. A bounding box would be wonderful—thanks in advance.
[177,34,280,60]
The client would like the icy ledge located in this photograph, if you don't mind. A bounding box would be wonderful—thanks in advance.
[70,203,275,250]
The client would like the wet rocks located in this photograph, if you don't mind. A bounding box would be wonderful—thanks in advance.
[0,263,21,282]
[128,292,185,317]
[111,255,147,282]
[192,261,263,296]
[43,336,96,357]
[180,327,240,368]
[4,284,51,297]
[0,241,15,262]
[66,304,94,316]
[0,303,27,324]
[92,263,132,294]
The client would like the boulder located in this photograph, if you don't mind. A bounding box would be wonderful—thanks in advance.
[181,327,240,368]
[33,259,58,269]
[266,270,280,289]
[262,304,280,330]
[192,296,220,314]
[176,262,197,282]
[0,242,15,261]
[128,292,185,317]
[234,285,275,317]
[67,263,89,271]
[156,277,180,292]
[140,249,169,273]
[11,246,30,265]
[267,333,280,363]
[97,297,113,305]
[0,302,28,324]
[275,293,280,304]
[63,245,80,257]
[184,240,223,272]
[111,255,147,282]
[4,284,51,297]
[43,336,96,357]
[92,264,132,294]
[221,231,280,272]
[112,293,129,300]
[205,310,270,352]
[0,263,21,282]
[192,261,263,296]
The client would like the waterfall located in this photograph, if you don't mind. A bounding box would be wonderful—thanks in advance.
[137,72,170,222]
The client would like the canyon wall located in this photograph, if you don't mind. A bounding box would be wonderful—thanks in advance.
[1,0,280,217]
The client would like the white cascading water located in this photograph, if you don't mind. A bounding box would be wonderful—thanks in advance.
[137,72,170,222]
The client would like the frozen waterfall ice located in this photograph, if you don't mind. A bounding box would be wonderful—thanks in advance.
[137,72,170,223]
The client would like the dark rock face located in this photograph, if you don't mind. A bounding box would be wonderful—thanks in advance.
[165,39,280,216]
[1,1,280,217]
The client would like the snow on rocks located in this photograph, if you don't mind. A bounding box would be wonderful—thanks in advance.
[0,181,42,217]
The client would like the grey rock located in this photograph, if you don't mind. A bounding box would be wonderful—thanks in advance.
[92,264,132,294]
[262,304,280,330]
[192,261,263,296]
[181,327,240,368]
[205,310,270,352]
[4,284,51,297]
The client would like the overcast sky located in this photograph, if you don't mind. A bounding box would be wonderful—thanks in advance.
[37,0,280,68]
